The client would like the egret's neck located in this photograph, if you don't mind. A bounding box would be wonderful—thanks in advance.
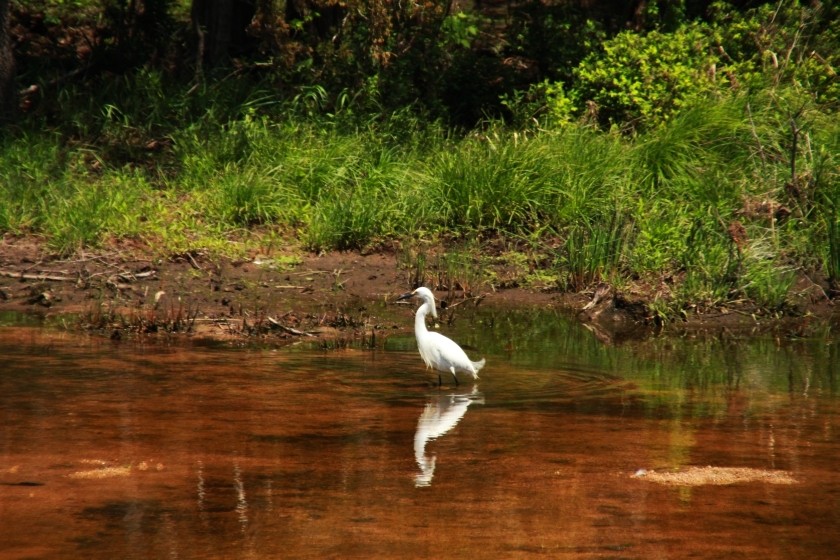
[414,302,433,335]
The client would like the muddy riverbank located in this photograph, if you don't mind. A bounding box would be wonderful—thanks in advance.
[1,235,836,345]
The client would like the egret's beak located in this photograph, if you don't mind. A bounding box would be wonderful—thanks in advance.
[396,291,415,302]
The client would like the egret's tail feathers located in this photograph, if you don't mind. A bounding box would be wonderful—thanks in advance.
[471,358,486,377]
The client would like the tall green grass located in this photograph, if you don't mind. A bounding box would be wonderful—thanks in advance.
[1,71,837,315]
[560,213,631,291]
[0,134,152,254]
[0,133,64,233]
[423,135,544,232]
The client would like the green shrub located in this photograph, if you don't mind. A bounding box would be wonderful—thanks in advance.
[710,0,840,100]
[573,23,724,129]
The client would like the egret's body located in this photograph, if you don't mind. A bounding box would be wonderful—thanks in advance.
[398,287,485,386]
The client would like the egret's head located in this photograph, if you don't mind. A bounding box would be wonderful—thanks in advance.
[397,287,438,318]
[412,286,435,303]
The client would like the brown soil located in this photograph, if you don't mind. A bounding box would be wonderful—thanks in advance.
[0,235,837,345]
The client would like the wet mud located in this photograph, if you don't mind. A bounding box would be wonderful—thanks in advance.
[1,235,837,346]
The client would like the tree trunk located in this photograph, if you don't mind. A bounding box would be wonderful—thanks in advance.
[191,0,256,70]
[0,0,14,120]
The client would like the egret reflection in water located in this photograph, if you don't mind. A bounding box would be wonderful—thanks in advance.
[413,386,484,487]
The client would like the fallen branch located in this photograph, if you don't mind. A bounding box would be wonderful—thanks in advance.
[442,293,487,310]
[0,269,76,282]
[186,252,203,270]
[267,317,315,337]
[285,270,336,277]
[117,270,157,281]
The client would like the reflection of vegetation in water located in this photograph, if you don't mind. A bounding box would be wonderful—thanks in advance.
[633,335,839,400]
[0,311,44,327]
[445,306,839,409]
[444,306,839,475]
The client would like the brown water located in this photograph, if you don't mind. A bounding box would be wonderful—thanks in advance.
[1,310,840,559]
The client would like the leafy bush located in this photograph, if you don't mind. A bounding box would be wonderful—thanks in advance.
[710,0,840,100]
[573,23,724,130]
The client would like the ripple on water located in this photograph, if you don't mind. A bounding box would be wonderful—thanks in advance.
[482,363,640,414]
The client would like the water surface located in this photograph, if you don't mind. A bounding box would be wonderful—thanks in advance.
[1,310,839,559]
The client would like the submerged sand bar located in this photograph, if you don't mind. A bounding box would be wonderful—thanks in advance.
[633,466,798,486]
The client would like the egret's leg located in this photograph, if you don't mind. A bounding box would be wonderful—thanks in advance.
[438,372,443,386]
[450,368,459,387]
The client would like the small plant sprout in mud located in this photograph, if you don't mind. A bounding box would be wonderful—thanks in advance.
[397,287,485,386]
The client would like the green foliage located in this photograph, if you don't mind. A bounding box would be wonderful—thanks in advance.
[539,127,628,225]
[304,148,412,251]
[3,76,838,313]
[524,1,840,135]
[507,4,605,84]
[441,12,481,49]
[812,126,840,291]
[4,0,840,318]
[677,220,736,309]
[503,80,576,129]
[629,200,691,274]
[573,23,723,129]
[0,133,64,232]
[0,132,154,254]
[40,172,148,254]
[209,165,293,226]
[710,0,840,100]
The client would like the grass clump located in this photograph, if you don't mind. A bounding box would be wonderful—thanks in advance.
[424,134,544,233]
[560,213,631,292]
[40,171,150,255]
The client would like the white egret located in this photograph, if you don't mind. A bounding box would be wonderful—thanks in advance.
[397,287,485,386]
